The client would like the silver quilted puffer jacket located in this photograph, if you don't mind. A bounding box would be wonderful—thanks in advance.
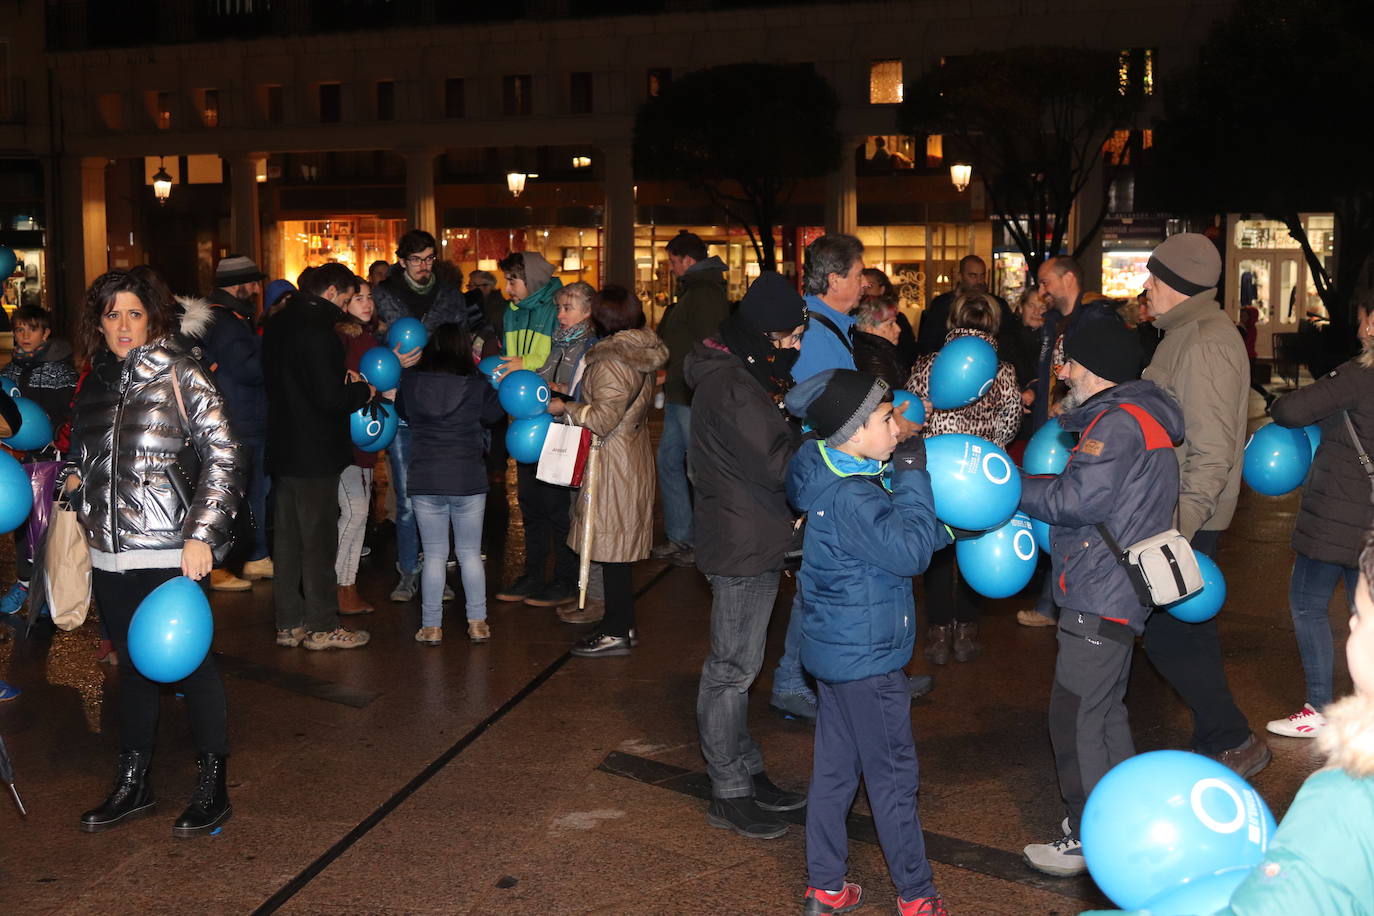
[66,303,245,569]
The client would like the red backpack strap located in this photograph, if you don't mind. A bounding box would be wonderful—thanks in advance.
[1116,402,1175,450]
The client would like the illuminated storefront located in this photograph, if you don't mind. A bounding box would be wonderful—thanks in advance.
[278,216,407,284]
[1225,213,1333,359]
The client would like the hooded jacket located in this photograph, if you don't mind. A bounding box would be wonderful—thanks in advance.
[1142,290,1250,538]
[1019,379,1185,632]
[563,328,668,563]
[202,288,269,441]
[659,255,730,405]
[0,336,79,434]
[787,439,950,683]
[502,253,562,373]
[398,370,504,498]
[1218,692,1374,915]
[685,337,802,577]
[1270,356,1374,568]
[65,300,245,571]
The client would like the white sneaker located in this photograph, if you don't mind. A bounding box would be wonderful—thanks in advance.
[1266,703,1327,738]
[1023,834,1086,876]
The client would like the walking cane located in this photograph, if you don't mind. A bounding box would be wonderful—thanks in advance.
[0,734,26,817]
[577,433,602,610]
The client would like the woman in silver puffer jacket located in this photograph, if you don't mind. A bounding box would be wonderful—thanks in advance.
[63,267,245,838]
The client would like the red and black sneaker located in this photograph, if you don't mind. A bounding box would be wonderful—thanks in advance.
[803,882,863,914]
[897,893,950,915]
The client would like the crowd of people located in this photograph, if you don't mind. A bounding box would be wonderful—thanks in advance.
[2,223,1372,914]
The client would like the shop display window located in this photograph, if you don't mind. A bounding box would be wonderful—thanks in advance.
[279,216,407,283]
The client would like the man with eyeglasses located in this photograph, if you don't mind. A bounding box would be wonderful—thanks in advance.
[373,229,492,603]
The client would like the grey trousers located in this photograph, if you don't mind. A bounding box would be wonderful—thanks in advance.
[1049,609,1136,835]
[697,571,782,798]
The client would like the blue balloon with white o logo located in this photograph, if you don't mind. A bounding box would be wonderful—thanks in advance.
[1142,866,1254,916]
[1,396,54,452]
[955,511,1038,598]
[2,379,18,399]
[506,413,553,464]
[360,346,402,392]
[1022,422,1076,475]
[1082,750,1275,911]
[498,369,551,419]
[892,390,925,425]
[350,401,398,452]
[386,317,428,355]
[1242,422,1311,496]
[928,335,998,410]
[477,355,507,389]
[1303,423,1321,461]
[0,450,34,534]
[925,433,1021,531]
[1167,552,1226,623]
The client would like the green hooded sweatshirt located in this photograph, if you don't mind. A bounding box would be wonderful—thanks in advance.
[503,252,562,372]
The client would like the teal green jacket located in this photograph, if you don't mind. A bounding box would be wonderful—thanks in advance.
[503,277,563,372]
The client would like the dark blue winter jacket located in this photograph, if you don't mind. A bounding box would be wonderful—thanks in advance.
[787,439,950,684]
[398,371,503,498]
[1020,379,1184,632]
[202,290,269,442]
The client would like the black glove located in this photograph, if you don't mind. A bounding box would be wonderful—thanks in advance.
[890,435,926,473]
[946,525,984,540]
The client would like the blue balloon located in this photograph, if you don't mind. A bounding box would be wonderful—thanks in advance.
[1082,750,1275,911]
[1304,423,1321,462]
[506,413,553,464]
[127,576,215,683]
[892,390,926,425]
[359,346,402,392]
[1143,866,1254,916]
[477,355,507,389]
[1031,516,1052,554]
[1,396,54,452]
[2,379,18,399]
[498,369,551,419]
[1242,422,1312,496]
[386,317,428,355]
[0,451,34,534]
[925,434,1021,531]
[956,511,1038,598]
[1167,553,1226,623]
[1022,422,1076,475]
[929,336,998,410]
[355,401,398,453]
[0,245,16,279]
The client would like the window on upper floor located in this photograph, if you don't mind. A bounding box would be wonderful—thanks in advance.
[647,68,670,98]
[445,78,466,118]
[869,60,903,104]
[200,89,220,127]
[96,92,123,131]
[502,75,531,116]
[153,90,173,129]
[319,83,342,123]
[1118,48,1156,97]
[376,81,395,121]
[570,72,593,115]
[262,84,284,124]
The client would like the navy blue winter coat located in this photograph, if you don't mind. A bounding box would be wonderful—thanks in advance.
[787,440,950,684]
[1020,379,1184,632]
[398,371,503,498]
[202,290,269,441]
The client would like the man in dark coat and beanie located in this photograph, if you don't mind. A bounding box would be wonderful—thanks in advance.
[263,263,375,651]
[202,255,272,590]
[688,271,809,840]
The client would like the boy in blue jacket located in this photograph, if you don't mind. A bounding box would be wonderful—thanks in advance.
[785,369,952,916]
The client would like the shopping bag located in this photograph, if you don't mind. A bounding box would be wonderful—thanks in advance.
[37,499,93,631]
[536,422,592,487]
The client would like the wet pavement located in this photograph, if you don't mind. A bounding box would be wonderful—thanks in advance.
[0,394,1343,915]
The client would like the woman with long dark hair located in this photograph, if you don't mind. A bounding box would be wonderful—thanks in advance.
[65,267,245,836]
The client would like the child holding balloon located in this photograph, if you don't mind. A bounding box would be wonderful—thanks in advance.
[784,369,953,916]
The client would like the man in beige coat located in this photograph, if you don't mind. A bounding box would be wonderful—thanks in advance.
[1141,232,1271,778]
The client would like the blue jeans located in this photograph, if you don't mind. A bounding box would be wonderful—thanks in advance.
[657,402,693,547]
[387,423,420,575]
[697,571,782,797]
[772,591,810,697]
[412,493,487,628]
[1289,552,1358,709]
[808,670,935,901]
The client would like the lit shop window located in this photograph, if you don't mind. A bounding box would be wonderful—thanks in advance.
[869,60,903,104]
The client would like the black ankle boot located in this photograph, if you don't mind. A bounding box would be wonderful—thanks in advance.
[80,749,156,832]
[172,752,232,838]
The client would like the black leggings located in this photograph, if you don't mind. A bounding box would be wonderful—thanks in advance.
[600,562,636,637]
[95,568,229,755]
[515,461,579,585]
[923,544,980,626]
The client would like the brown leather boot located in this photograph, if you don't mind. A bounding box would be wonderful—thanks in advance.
[337,584,374,616]
[924,624,952,665]
[953,621,982,662]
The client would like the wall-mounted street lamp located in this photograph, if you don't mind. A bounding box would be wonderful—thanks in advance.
[949,163,972,193]
[571,156,592,169]
[507,171,527,197]
[152,157,174,205]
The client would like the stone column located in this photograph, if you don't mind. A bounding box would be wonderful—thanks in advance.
[403,149,439,233]
[824,138,862,236]
[601,142,635,287]
[60,156,109,318]
[229,154,264,264]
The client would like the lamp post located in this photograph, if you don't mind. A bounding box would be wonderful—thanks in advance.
[949,163,972,193]
[506,171,527,197]
[152,157,174,205]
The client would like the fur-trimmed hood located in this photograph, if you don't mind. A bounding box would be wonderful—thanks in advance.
[1318,692,1374,778]
[583,328,668,373]
[174,296,216,341]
